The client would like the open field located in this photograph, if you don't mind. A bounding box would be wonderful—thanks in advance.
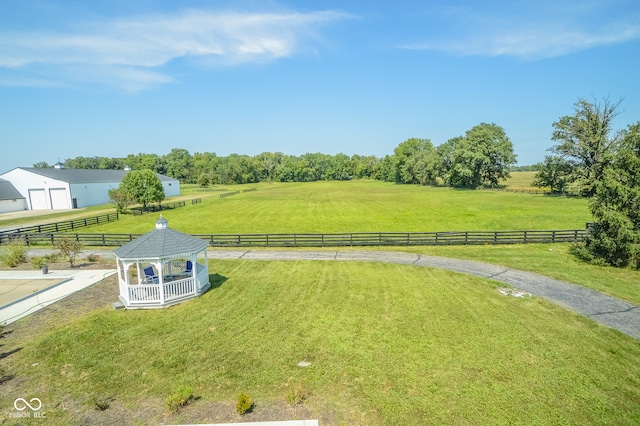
[1,176,639,424]
[79,180,590,235]
[500,171,541,190]
[2,260,639,425]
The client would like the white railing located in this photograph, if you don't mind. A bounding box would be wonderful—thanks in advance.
[163,277,196,302]
[128,284,162,305]
[123,262,209,306]
[163,261,191,276]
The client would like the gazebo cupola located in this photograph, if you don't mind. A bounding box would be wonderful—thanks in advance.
[113,215,210,309]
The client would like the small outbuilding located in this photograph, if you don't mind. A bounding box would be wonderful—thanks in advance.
[113,215,210,309]
[0,178,27,213]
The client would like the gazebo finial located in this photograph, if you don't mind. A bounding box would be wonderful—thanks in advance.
[156,214,168,229]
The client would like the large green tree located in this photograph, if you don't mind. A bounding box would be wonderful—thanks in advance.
[550,97,623,196]
[532,155,574,194]
[443,123,516,188]
[390,138,434,183]
[582,121,640,267]
[119,169,165,210]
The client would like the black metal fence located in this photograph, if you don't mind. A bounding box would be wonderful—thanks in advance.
[1,228,588,248]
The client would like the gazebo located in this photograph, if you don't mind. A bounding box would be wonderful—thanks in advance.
[113,215,210,309]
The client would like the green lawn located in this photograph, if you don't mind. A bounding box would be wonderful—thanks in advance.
[380,243,640,306]
[85,180,590,234]
[6,260,640,425]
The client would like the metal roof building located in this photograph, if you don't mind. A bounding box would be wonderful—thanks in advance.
[0,166,180,210]
[0,178,27,213]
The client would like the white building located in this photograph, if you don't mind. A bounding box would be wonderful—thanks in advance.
[0,178,27,213]
[0,166,180,210]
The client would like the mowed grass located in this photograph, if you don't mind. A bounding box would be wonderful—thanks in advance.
[86,180,590,234]
[7,260,640,425]
[380,243,640,306]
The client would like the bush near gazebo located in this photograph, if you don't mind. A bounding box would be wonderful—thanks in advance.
[54,236,84,267]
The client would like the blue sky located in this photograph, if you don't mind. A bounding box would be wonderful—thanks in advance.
[1,0,639,173]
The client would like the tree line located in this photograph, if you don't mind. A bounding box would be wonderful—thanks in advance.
[35,122,517,189]
[35,100,640,267]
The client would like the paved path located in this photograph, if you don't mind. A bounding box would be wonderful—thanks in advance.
[19,248,640,340]
[208,250,640,340]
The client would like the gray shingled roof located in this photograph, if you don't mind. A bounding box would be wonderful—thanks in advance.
[113,226,209,260]
[0,179,25,200]
[16,167,177,184]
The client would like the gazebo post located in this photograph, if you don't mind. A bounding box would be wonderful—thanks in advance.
[190,253,197,295]
[202,249,209,292]
[157,261,165,305]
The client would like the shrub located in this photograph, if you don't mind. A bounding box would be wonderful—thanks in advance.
[31,256,45,269]
[285,385,309,408]
[1,238,28,267]
[236,392,254,415]
[166,385,193,412]
[570,242,615,267]
[54,236,84,267]
[87,253,101,262]
[32,253,59,269]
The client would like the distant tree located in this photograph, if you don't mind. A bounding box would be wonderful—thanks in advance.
[389,138,433,183]
[579,121,640,267]
[108,188,136,213]
[550,97,623,196]
[197,173,211,188]
[119,169,165,210]
[192,151,217,181]
[163,148,194,183]
[255,152,282,182]
[444,123,516,188]
[125,153,166,174]
[408,148,441,185]
[327,153,354,180]
[64,156,103,169]
[274,155,297,182]
[351,154,380,179]
[532,156,574,193]
[98,157,126,169]
[33,161,51,168]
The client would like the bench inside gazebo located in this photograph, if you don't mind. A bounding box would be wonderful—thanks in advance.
[113,215,210,309]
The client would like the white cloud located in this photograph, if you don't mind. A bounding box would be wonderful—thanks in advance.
[0,9,351,90]
[402,2,640,60]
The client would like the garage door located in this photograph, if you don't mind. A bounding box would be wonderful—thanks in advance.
[28,189,47,210]
[49,188,69,209]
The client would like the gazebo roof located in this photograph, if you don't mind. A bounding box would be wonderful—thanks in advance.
[113,216,208,260]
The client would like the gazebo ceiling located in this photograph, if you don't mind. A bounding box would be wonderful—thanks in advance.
[113,216,208,260]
